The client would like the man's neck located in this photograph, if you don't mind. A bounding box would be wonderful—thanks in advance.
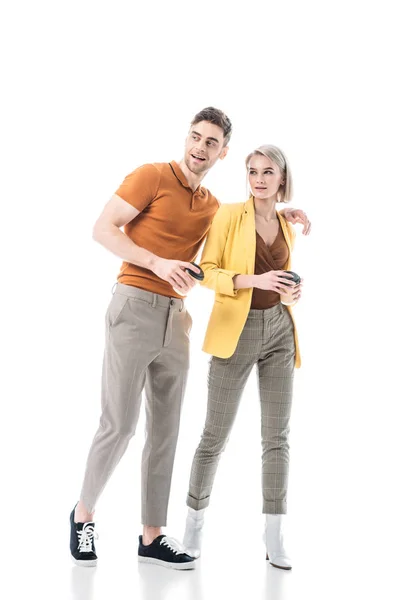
[179,159,206,192]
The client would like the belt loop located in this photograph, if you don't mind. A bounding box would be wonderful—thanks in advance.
[180,299,184,312]
[111,282,117,295]
[151,293,157,308]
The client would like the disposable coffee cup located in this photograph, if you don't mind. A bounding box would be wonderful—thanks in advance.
[173,262,204,295]
[186,262,204,281]
[280,270,301,306]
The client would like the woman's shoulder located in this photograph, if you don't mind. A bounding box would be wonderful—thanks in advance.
[217,201,246,217]
[277,212,296,249]
[280,215,296,237]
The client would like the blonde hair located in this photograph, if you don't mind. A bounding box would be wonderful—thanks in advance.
[245,144,293,203]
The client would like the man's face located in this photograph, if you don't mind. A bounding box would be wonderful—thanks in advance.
[184,121,228,175]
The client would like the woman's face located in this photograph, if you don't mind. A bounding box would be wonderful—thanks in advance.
[247,154,284,202]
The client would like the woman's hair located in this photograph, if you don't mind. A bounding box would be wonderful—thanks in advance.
[245,144,293,203]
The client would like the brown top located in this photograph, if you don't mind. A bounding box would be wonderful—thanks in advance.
[250,223,290,309]
[114,160,220,297]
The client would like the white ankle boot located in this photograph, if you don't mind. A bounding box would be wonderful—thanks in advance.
[264,514,292,570]
[183,508,205,558]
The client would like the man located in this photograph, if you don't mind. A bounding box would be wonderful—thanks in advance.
[69,107,311,570]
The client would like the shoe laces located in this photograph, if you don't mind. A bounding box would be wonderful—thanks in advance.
[160,536,187,555]
[77,523,98,553]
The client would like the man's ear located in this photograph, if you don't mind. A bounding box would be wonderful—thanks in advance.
[220,146,229,160]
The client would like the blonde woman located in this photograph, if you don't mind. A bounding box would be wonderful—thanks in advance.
[183,145,307,570]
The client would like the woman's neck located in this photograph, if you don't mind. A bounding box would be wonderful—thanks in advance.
[253,196,277,221]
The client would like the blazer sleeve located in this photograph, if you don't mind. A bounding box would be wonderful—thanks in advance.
[199,204,240,297]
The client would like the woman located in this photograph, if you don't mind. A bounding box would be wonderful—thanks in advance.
[183,145,303,570]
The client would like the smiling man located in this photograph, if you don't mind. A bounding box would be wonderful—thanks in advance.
[69,107,310,571]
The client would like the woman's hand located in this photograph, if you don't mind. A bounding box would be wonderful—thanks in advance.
[291,281,303,302]
[254,270,296,293]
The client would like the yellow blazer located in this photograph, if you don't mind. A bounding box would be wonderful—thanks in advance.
[199,196,301,368]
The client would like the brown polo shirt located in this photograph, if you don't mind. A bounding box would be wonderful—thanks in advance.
[251,223,289,309]
[114,160,220,298]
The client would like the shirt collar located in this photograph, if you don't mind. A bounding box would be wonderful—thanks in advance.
[170,160,205,195]
[169,160,192,189]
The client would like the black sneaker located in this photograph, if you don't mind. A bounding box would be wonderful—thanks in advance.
[138,535,196,570]
[70,506,98,567]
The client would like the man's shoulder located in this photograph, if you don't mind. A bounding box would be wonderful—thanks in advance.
[151,161,189,188]
[133,162,169,176]
[121,162,163,183]
[151,161,172,173]
[129,162,171,176]
[126,162,174,192]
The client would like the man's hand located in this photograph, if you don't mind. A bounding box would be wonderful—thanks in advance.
[152,258,201,295]
[280,208,311,235]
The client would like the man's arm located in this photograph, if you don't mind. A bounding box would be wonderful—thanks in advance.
[278,207,312,235]
[93,194,198,294]
[93,194,157,270]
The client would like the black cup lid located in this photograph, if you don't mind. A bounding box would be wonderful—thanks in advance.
[282,270,301,284]
[186,262,204,281]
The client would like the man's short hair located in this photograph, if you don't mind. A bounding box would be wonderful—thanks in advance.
[191,107,232,146]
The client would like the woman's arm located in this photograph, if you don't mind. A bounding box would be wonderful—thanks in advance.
[199,205,241,297]
[232,274,258,290]
[234,272,294,293]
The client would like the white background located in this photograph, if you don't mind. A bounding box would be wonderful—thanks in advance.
[1,1,399,599]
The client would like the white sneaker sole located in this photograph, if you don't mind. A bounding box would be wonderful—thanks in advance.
[266,553,292,570]
[270,562,292,570]
[71,557,98,567]
[138,556,196,570]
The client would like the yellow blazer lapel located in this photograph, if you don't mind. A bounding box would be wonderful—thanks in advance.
[242,196,256,274]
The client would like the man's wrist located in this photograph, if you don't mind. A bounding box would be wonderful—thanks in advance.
[145,253,160,272]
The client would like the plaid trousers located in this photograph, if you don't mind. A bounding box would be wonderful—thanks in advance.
[187,302,295,514]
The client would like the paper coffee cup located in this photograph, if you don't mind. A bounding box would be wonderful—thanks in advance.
[280,270,301,306]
